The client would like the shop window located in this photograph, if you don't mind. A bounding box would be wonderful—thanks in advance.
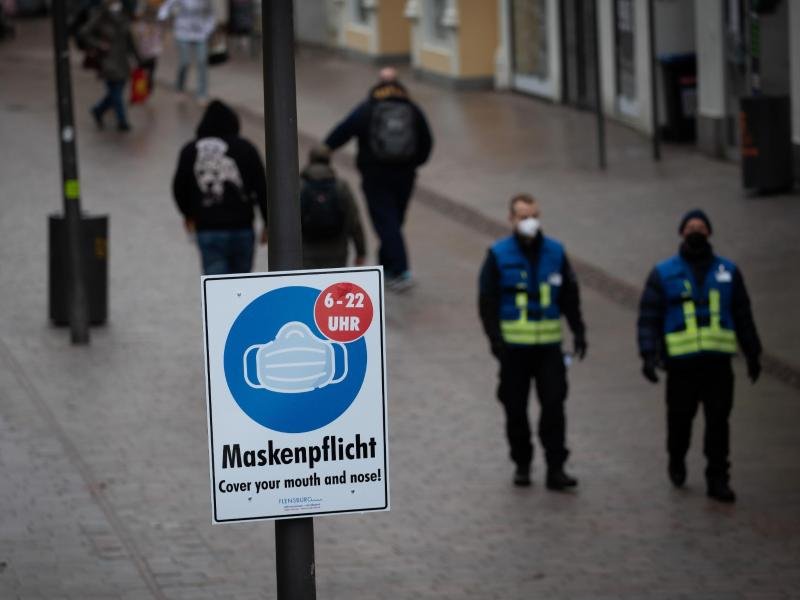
[353,0,369,24]
[511,0,549,80]
[426,0,449,43]
[614,0,636,105]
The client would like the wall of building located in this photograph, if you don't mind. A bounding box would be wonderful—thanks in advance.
[457,0,498,78]
[294,0,332,46]
[694,0,727,157]
[377,0,411,56]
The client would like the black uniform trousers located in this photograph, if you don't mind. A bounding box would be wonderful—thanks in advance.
[665,356,734,483]
[497,345,569,470]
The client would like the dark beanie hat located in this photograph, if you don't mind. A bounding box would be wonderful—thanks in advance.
[679,209,712,234]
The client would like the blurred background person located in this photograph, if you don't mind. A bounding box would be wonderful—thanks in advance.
[79,0,141,131]
[300,145,366,270]
[158,0,214,102]
[131,0,163,96]
[324,67,432,291]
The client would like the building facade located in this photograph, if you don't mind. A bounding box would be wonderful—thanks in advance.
[293,0,799,181]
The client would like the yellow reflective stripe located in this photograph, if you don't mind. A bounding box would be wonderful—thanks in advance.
[682,300,697,333]
[709,289,721,331]
[64,179,80,200]
[539,283,551,308]
[501,319,562,345]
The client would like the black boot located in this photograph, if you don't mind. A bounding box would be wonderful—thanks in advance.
[513,465,531,487]
[668,458,687,488]
[546,468,577,491]
[707,479,736,503]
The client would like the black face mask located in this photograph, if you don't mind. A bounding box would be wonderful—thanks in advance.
[684,232,710,251]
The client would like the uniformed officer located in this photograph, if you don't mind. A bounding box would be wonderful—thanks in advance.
[637,209,762,503]
[479,194,587,489]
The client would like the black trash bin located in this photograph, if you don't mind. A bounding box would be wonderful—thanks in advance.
[659,53,697,142]
[740,95,793,193]
[49,213,108,326]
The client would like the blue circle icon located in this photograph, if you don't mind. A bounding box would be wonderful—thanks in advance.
[224,286,367,433]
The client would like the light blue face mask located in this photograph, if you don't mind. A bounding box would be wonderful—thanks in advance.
[243,321,348,394]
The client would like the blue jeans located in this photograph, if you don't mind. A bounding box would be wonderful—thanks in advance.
[93,80,128,126]
[176,39,208,98]
[196,229,255,275]
[361,173,416,278]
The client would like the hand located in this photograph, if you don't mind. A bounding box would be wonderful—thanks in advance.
[354,255,366,266]
[183,218,196,234]
[573,334,587,361]
[259,228,268,246]
[747,357,761,384]
[642,356,659,384]
[490,341,506,363]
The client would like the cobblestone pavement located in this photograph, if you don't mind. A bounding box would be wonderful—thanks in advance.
[0,19,799,600]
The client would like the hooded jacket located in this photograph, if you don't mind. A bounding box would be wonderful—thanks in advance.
[79,4,140,82]
[324,81,433,178]
[299,162,366,269]
[172,101,267,231]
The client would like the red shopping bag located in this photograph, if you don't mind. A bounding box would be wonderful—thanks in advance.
[129,67,150,104]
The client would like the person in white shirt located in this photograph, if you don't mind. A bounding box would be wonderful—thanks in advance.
[158,0,215,101]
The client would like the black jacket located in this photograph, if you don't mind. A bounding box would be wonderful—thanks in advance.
[172,101,267,230]
[637,243,762,364]
[478,233,586,349]
[324,81,433,179]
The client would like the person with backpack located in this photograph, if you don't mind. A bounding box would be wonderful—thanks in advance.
[324,67,432,291]
[171,100,267,275]
[300,146,366,270]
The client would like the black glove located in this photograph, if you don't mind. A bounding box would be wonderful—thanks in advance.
[642,356,659,384]
[490,340,506,363]
[573,334,587,361]
[747,356,761,383]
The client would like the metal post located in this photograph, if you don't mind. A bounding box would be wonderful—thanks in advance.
[648,0,661,161]
[593,0,606,169]
[52,0,90,344]
[262,2,316,599]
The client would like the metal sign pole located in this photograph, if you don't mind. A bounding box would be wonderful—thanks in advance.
[648,0,661,161]
[52,0,90,344]
[593,0,607,169]
[261,2,316,599]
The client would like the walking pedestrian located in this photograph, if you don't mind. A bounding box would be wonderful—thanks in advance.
[157,0,214,102]
[79,0,141,131]
[324,67,432,291]
[171,100,267,275]
[637,209,762,503]
[300,145,366,270]
[478,194,587,490]
[131,1,164,96]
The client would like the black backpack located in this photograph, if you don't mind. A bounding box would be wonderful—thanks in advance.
[369,100,418,163]
[300,178,346,241]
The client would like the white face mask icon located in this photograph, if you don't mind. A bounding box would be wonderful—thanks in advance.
[243,321,348,394]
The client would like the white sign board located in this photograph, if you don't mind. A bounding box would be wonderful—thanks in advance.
[202,267,389,523]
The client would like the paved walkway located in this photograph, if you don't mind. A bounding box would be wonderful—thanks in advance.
[0,18,799,600]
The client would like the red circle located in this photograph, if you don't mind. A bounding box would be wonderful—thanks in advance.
[314,282,374,343]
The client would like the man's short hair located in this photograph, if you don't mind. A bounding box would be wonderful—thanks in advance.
[509,193,536,214]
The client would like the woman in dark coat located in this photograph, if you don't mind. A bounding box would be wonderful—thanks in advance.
[80,0,140,131]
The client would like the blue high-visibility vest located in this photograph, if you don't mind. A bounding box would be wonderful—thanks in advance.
[656,255,737,357]
[491,235,564,346]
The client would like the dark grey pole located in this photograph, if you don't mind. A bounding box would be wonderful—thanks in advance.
[262,2,315,599]
[52,0,90,344]
[648,0,661,161]
[593,0,606,169]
